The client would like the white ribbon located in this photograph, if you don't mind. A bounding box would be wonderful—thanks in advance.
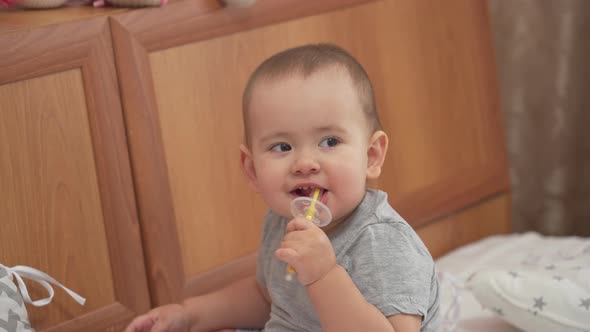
[0,264,86,307]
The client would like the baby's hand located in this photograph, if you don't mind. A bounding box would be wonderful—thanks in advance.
[124,304,190,332]
[275,216,336,285]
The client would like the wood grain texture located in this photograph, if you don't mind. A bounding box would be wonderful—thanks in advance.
[112,0,379,51]
[148,42,268,279]
[81,16,151,320]
[0,6,127,36]
[184,253,257,297]
[0,68,114,330]
[110,18,185,306]
[369,0,509,227]
[417,193,512,259]
[0,17,149,331]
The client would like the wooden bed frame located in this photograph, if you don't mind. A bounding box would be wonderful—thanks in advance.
[418,194,511,259]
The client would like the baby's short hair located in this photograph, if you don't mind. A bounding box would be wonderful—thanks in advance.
[242,43,381,145]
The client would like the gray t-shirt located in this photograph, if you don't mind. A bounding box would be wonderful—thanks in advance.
[239,189,439,332]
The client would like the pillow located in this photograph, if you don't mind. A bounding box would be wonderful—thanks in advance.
[465,236,590,332]
[0,267,34,332]
[0,264,87,332]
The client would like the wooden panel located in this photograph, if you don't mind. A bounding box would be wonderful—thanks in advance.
[417,194,512,259]
[0,6,127,36]
[0,17,149,331]
[149,43,267,279]
[112,0,508,305]
[112,0,379,51]
[112,0,380,306]
[372,1,509,227]
[110,18,186,305]
[0,69,114,328]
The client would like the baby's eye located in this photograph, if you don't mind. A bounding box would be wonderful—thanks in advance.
[270,143,292,152]
[319,137,341,148]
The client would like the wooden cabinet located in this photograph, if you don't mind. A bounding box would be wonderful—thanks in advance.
[0,14,149,332]
[0,0,509,330]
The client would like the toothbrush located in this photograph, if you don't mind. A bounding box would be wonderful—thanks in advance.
[285,188,321,281]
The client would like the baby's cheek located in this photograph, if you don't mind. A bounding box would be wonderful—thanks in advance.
[332,163,366,187]
[331,168,366,203]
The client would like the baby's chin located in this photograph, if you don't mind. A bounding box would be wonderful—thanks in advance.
[269,205,294,220]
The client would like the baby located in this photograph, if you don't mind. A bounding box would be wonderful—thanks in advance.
[125,43,439,332]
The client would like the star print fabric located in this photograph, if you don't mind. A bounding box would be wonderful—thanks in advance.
[436,232,590,332]
[465,233,590,332]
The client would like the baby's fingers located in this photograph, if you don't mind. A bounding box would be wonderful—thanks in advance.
[275,247,301,266]
[285,216,316,233]
[124,314,156,332]
[151,318,183,332]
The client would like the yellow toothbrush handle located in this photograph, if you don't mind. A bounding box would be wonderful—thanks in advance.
[286,188,321,281]
[305,188,321,219]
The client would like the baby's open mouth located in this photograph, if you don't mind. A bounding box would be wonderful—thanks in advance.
[290,186,328,203]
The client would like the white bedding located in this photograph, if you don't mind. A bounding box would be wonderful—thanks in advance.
[434,232,590,332]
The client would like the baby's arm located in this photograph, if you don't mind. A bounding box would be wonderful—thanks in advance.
[125,276,270,332]
[184,276,270,331]
[275,217,420,332]
[306,265,420,332]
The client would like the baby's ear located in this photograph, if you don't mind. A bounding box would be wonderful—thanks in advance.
[240,144,260,192]
[366,130,388,179]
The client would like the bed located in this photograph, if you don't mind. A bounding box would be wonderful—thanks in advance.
[434,232,590,332]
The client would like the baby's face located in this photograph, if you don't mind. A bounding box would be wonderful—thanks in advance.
[245,68,373,223]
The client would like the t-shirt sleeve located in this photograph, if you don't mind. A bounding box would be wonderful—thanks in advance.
[345,222,435,318]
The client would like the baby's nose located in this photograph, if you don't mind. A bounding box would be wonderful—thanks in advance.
[291,154,320,175]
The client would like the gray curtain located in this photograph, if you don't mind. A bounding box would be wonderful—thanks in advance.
[487,0,590,236]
